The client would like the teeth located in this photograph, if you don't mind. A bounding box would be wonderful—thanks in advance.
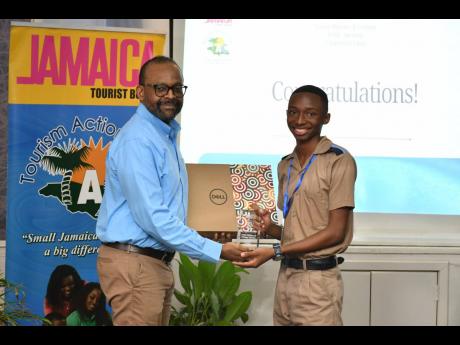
[294,128,308,135]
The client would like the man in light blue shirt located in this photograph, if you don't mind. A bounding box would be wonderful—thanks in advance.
[96,56,248,326]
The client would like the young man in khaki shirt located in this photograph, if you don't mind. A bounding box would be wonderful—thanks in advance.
[235,85,357,325]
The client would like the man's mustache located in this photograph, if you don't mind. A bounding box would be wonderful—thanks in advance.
[159,99,180,107]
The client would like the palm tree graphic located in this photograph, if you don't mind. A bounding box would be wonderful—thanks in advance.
[40,143,93,205]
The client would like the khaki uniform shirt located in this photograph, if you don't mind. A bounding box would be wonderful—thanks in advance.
[277,136,357,259]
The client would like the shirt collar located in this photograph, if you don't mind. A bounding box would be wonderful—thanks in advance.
[313,136,333,155]
[137,103,181,139]
[285,136,333,160]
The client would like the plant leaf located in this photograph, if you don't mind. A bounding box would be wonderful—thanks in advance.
[223,291,252,322]
[210,290,221,323]
[180,254,203,305]
[214,320,233,326]
[169,258,253,326]
[221,275,240,307]
[178,254,193,295]
[198,260,216,295]
[212,261,235,300]
[190,270,203,305]
[0,274,46,325]
[173,289,192,308]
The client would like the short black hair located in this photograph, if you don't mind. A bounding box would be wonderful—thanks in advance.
[291,85,328,114]
[138,56,182,85]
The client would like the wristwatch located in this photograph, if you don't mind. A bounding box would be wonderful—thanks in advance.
[272,243,284,261]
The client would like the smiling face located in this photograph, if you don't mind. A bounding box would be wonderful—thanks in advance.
[136,62,184,123]
[60,275,76,301]
[286,92,330,144]
[85,288,102,313]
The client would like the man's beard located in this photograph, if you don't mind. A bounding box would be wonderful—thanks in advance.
[149,99,183,123]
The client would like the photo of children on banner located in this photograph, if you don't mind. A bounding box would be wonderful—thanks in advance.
[66,282,112,326]
[43,264,85,319]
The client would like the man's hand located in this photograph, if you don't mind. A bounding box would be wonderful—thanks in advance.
[220,242,253,262]
[251,203,282,240]
[233,247,275,268]
[251,203,272,235]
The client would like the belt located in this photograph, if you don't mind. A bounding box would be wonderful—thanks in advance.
[281,255,344,270]
[103,242,175,264]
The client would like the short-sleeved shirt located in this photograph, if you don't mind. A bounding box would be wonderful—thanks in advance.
[277,136,357,259]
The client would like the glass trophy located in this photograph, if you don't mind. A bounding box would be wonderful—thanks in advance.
[236,209,259,246]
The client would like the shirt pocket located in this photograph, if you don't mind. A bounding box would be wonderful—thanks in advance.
[300,177,327,205]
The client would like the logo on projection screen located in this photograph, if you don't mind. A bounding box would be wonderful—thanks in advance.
[207,37,229,55]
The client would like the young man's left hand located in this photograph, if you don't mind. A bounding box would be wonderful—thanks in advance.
[233,247,275,268]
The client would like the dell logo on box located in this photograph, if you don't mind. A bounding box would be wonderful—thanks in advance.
[209,189,227,205]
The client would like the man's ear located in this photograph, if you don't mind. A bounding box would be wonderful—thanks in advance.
[323,113,331,124]
[136,85,144,101]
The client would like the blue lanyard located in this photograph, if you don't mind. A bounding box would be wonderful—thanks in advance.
[283,154,317,218]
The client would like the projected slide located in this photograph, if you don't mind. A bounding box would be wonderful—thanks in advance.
[180,19,460,216]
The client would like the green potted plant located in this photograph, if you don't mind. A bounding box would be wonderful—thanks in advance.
[1,274,46,325]
[169,253,252,326]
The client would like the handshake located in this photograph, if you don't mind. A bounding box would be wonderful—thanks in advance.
[219,204,280,268]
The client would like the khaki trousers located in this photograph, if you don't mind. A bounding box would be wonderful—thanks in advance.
[273,265,343,326]
[97,244,174,326]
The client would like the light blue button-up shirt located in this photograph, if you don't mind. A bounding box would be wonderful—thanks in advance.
[96,103,222,263]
